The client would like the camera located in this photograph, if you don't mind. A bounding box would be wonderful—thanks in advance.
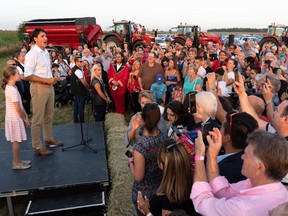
[188,91,197,114]
[125,150,133,158]
[244,80,253,89]
[209,53,217,61]
[264,60,271,65]
[202,122,211,146]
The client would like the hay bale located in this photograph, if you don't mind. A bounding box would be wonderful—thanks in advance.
[104,112,136,215]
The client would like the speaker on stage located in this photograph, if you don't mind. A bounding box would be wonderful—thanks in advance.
[228,34,234,46]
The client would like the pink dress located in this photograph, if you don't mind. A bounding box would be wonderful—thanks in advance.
[5,85,27,142]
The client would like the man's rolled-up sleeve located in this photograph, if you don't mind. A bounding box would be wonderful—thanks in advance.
[190,179,243,216]
[24,52,36,77]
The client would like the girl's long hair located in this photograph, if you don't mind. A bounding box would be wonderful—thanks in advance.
[2,66,17,90]
[156,139,193,203]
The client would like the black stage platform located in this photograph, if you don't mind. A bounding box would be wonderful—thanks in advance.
[0,122,109,215]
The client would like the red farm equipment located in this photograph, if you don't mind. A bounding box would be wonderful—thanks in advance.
[170,23,222,49]
[103,20,155,51]
[23,17,103,51]
[259,23,288,51]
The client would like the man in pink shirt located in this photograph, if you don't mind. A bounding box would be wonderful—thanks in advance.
[191,129,288,216]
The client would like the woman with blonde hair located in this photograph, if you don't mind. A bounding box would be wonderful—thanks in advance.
[90,64,111,122]
[137,139,199,216]
[127,59,142,113]
[183,64,202,101]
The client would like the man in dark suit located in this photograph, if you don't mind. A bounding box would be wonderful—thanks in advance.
[218,112,258,183]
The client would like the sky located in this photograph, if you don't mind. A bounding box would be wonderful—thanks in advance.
[1,0,287,32]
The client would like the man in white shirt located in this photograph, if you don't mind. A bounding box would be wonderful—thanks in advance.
[24,28,63,156]
[70,56,90,123]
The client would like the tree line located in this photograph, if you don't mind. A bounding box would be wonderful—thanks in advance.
[207,28,267,33]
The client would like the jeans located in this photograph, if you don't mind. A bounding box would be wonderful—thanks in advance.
[73,95,85,123]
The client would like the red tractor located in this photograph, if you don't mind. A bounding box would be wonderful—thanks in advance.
[103,20,155,51]
[259,23,288,51]
[23,17,103,51]
[170,23,222,49]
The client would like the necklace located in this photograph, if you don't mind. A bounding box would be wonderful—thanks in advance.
[189,74,197,82]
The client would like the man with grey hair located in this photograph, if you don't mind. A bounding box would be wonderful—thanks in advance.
[192,129,288,215]
[186,91,220,138]
[82,48,93,64]
[265,74,281,107]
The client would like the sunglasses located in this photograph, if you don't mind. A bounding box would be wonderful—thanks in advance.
[229,112,240,138]
[166,141,182,150]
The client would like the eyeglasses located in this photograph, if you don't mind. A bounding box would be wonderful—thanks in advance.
[78,61,82,63]
[166,141,182,150]
[229,112,240,138]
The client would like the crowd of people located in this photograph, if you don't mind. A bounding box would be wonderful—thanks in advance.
[2,27,288,215]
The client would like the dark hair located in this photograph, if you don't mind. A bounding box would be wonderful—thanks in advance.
[161,56,170,68]
[215,67,225,76]
[141,103,160,133]
[250,65,261,74]
[75,56,82,63]
[229,58,238,69]
[164,101,187,126]
[195,55,204,61]
[247,129,288,181]
[156,98,164,105]
[1,66,17,90]
[115,52,126,64]
[223,112,258,149]
[175,81,182,87]
[31,28,47,43]
[218,96,234,112]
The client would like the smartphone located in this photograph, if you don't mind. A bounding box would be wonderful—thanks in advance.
[125,150,133,158]
[188,91,197,114]
[171,125,181,136]
[202,122,210,146]
[235,71,239,83]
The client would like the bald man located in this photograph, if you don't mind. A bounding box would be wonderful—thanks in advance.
[248,95,265,117]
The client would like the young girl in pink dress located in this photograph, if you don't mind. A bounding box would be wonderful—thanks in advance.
[2,66,31,170]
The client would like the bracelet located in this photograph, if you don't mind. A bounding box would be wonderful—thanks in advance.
[194,155,205,161]
[265,100,272,105]
[146,213,153,216]
[209,88,216,92]
[128,158,134,167]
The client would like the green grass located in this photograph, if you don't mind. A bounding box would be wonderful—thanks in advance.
[0,30,20,47]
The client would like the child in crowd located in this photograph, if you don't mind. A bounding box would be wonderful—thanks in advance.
[172,81,183,102]
[2,66,30,170]
[156,98,165,108]
[150,73,167,103]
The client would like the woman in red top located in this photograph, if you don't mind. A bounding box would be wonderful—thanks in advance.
[108,52,129,114]
[82,60,91,84]
[127,59,142,114]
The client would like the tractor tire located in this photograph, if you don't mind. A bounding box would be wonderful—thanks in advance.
[133,41,147,50]
[105,37,123,50]
[259,38,279,53]
[171,38,185,47]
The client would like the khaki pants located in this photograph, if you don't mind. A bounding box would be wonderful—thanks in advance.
[30,83,54,148]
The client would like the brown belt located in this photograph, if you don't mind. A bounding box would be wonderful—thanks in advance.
[33,81,51,85]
